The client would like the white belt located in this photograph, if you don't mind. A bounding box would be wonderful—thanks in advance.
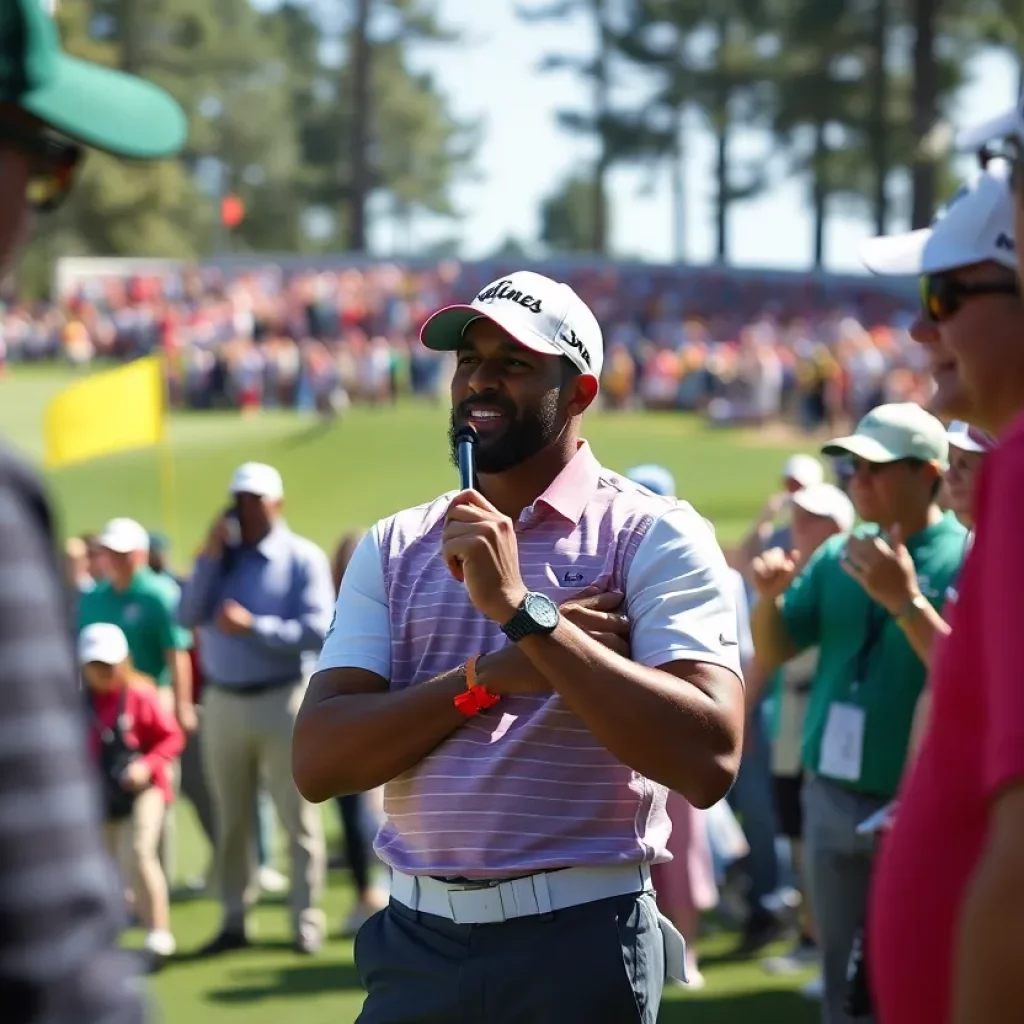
[390,864,652,925]
[389,864,688,982]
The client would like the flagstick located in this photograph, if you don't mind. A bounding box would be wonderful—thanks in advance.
[157,353,180,557]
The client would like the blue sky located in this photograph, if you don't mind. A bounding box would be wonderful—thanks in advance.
[379,0,1019,273]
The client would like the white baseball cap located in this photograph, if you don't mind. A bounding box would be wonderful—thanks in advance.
[792,483,856,533]
[78,622,130,666]
[956,101,1024,155]
[782,454,824,489]
[230,462,284,500]
[98,517,149,554]
[947,420,996,454]
[625,464,676,497]
[419,270,605,379]
[822,403,949,469]
[859,166,1017,275]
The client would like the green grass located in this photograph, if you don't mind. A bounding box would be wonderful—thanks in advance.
[3,364,816,560]
[0,365,821,1023]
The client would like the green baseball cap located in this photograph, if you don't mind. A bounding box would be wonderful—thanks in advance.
[0,0,187,159]
[821,403,949,469]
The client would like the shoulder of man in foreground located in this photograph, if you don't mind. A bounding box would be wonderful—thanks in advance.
[0,442,145,1023]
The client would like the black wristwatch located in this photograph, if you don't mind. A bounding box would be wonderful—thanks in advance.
[501,592,560,642]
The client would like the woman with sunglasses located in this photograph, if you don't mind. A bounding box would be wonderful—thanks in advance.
[80,623,184,971]
[859,140,1024,1024]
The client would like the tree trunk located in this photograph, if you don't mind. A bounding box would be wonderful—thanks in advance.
[870,0,890,235]
[715,117,728,263]
[812,118,827,268]
[910,0,937,228]
[671,107,686,264]
[592,0,610,255]
[348,0,373,252]
[118,0,141,74]
[712,15,730,263]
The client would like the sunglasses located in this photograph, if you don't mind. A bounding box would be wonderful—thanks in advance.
[919,273,1020,323]
[0,123,83,213]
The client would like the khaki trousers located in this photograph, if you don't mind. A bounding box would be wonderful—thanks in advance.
[202,680,326,939]
[104,785,168,931]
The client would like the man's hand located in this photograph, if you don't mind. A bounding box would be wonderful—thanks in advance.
[476,589,632,696]
[441,490,528,624]
[217,599,254,635]
[120,759,152,793]
[841,526,919,614]
[176,700,198,736]
[561,588,631,658]
[751,547,800,600]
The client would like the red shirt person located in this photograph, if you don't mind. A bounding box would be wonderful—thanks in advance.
[859,141,1024,1024]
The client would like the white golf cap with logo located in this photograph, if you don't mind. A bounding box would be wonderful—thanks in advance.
[782,454,824,489]
[821,403,949,469]
[419,270,605,380]
[859,165,1017,275]
[230,462,284,500]
[78,622,130,666]
[946,420,996,454]
[956,100,1024,156]
[98,517,149,554]
[792,483,856,534]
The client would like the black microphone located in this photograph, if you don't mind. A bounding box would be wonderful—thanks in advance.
[455,424,477,491]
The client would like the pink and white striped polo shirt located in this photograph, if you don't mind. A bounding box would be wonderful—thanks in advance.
[318,442,742,879]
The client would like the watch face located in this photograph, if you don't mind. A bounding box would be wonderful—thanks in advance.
[525,592,559,629]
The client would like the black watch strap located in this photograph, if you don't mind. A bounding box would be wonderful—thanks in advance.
[501,592,559,643]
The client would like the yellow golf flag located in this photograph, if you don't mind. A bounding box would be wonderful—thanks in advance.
[43,356,166,469]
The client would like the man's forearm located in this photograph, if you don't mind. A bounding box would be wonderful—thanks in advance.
[952,852,1024,1023]
[294,666,469,802]
[518,620,741,807]
[895,600,950,666]
[169,650,192,708]
[751,595,797,675]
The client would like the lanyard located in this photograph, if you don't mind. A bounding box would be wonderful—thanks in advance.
[849,602,889,695]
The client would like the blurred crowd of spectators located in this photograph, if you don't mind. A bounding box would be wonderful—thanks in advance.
[0,259,926,431]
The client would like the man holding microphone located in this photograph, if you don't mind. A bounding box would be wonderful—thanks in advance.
[294,270,745,1023]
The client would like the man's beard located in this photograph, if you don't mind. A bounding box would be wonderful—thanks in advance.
[448,390,563,475]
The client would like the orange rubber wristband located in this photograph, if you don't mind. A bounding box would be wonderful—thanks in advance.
[453,656,501,717]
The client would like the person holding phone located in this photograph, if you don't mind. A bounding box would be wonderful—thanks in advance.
[177,462,334,955]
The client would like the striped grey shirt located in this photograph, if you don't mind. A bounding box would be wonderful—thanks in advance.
[0,446,145,1023]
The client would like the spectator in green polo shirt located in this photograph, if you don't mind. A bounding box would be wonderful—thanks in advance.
[78,518,194,733]
[750,402,967,1024]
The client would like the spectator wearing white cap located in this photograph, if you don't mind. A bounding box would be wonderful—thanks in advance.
[943,421,995,535]
[177,462,334,955]
[737,454,825,584]
[751,403,967,1024]
[79,519,195,889]
[859,118,1024,1024]
[79,623,184,969]
[79,519,194,727]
